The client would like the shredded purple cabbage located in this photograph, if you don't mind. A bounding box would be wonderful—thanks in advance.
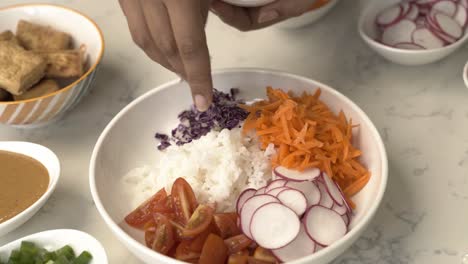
[155,88,248,150]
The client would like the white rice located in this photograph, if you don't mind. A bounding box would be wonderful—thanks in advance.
[155,127,273,211]
[123,127,273,212]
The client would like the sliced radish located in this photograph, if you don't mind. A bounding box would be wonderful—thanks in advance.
[455,3,467,26]
[317,182,333,208]
[462,0,468,9]
[335,183,353,214]
[416,16,427,26]
[342,214,350,226]
[434,12,463,38]
[265,179,287,193]
[431,0,457,17]
[303,206,347,246]
[267,186,290,197]
[412,27,445,48]
[277,189,308,216]
[250,203,301,249]
[321,173,344,206]
[417,0,438,5]
[272,225,316,262]
[285,181,321,206]
[240,194,280,239]
[236,188,256,213]
[382,19,417,45]
[274,166,320,182]
[332,202,348,216]
[377,4,403,26]
[406,4,420,20]
[394,42,426,49]
[314,244,324,253]
[254,186,266,195]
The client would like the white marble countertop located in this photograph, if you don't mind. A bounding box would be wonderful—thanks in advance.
[1,0,468,263]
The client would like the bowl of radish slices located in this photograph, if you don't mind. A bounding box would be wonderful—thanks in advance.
[359,0,468,65]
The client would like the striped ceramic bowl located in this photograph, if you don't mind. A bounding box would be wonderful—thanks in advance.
[0,4,104,128]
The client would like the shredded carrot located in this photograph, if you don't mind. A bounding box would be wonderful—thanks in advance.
[242,87,371,200]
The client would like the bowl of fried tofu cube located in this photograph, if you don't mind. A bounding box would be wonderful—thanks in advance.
[0,4,104,127]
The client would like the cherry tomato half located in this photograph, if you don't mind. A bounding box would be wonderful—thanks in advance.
[151,213,176,255]
[182,204,215,238]
[125,189,167,229]
[199,234,228,264]
[224,234,253,254]
[214,213,241,239]
[171,178,198,225]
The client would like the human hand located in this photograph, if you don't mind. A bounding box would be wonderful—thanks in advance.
[119,0,213,111]
[210,0,319,31]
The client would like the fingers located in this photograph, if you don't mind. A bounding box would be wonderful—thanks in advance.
[141,0,186,78]
[210,1,254,31]
[256,0,318,23]
[165,0,213,111]
[119,0,174,71]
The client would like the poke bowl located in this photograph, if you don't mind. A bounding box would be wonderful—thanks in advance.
[90,68,388,264]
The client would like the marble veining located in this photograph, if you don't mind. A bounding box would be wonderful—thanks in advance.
[1,0,468,263]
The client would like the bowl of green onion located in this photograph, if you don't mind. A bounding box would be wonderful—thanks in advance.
[0,229,107,264]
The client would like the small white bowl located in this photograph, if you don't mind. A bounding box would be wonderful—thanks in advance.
[275,0,340,29]
[0,229,108,264]
[359,0,468,66]
[0,141,60,237]
[221,0,274,7]
[90,68,388,264]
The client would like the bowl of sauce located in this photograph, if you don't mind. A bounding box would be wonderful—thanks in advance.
[0,141,60,237]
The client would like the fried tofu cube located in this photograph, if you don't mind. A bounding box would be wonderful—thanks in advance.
[0,88,10,101]
[14,79,59,101]
[40,47,86,78]
[0,30,20,45]
[0,41,46,95]
[16,20,71,51]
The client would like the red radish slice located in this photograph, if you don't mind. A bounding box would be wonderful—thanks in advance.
[377,4,403,26]
[277,189,308,216]
[455,3,467,26]
[400,2,412,17]
[240,194,280,239]
[317,182,334,208]
[272,225,316,262]
[394,42,426,49]
[382,19,417,45]
[417,0,438,5]
[335,183,353,214]
[332,202,348,216]
[434,12,463,38]
[426,14,458,42]
[462,0,468,8]
[250,203,301,249]
[416,16,427,26]
[285,181,321,206]
[254,186,266,195]
[412,27,445,48]
[236,188,256,213]
[431,0,457,17]
[342,214,350,226]
[267,186,290,197]
[314,244,324,253]
[303,206,347,246]
[322,173,344,206]
[265,179,287,193]
[274,166,320,182]
[406,4,420,20]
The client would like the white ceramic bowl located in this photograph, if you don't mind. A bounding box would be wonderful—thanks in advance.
[275,0,340,29]
[359,0,468,66]
[0,141,60,237]
[221,0,274,7]
[0,4,104,128]
[0,229,108,263]
[89,68,388,264]
[463,60,468,89]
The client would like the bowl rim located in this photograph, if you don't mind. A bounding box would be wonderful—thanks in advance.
[89,68,389,263]
[463,60,468,89]
[0,141,60,232]
[0,229,108,263]
[0,3,105,106]
[358,0,468,54]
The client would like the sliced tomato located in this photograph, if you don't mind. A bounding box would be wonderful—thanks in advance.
[253,247,277,263]
[151,213,176,255]
[188,223,216,253]
[171,178,198,225]
[224,234,253,254]
[175,240,201,261]
[199,234,229,264]
[214,213,241,239]
[144,220,157,247]
[124,188,168,229]
[247,257,276,264]
[228,254,249,264]
[181,204,215,238]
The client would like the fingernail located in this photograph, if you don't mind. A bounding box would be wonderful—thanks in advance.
[258,10,280,24]
[195,94,209,112]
